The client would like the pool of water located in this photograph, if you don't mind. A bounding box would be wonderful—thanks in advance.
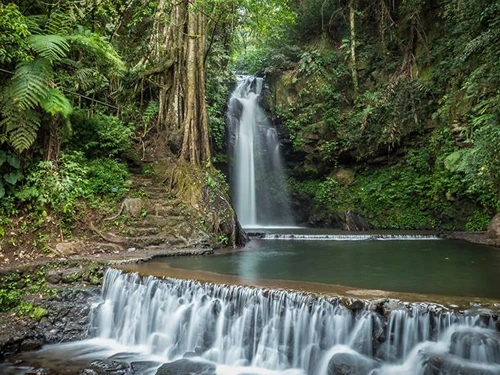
[138,231,500,299]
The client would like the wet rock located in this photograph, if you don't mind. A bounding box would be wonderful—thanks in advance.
[343,211,370,231]
[19,338,43,352]
[375,344,398,362]
[327,352,380,375]
[84,359,130,374]
[79,370,99,375]
[130,361,162,373]
[348,300,365,311]
[487,212,500,239]
[155,359,216,375]
[450,329,500,364]
[422,353,500,375]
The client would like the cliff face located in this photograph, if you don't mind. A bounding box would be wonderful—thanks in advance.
[259,1,500,230]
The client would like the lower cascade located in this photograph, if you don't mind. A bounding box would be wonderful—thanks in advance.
[66,268,500,375]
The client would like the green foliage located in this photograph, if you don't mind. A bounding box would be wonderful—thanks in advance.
[68,110,132,158]
[15,151,129,220]
[0,150,22,199]
[0,3,31,64]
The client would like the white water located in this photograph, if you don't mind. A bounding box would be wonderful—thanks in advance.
[227,76,293,228]
[260,233,441,241]
[56,269,499,375]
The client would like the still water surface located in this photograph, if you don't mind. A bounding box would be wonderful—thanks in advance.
[153,233,500,298]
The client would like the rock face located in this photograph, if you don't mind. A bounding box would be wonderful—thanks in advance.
[487,212,500,239]
[0,287,100,359]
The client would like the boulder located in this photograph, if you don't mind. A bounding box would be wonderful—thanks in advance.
[450,329,500,364]
[422,353,499,375]
[124,198,143,218]
[155,359,216,375]
[55,241,84,256]
[487,212,500,239]
[81,359,130,375]
[327,352,380,375]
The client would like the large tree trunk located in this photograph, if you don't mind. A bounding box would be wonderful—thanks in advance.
[137,0,210,165]
[181,6,211,165]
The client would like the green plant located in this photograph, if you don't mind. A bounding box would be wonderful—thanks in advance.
[68,110,132,158]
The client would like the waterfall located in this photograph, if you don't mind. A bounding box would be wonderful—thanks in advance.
[227,76,294,228]
[89,269,500,375]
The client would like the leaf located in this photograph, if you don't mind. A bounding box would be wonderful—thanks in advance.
[5,58,53,111]
[0,109,41,152]
[4,171,21,185]
[6,154,20,168]
[39,88,73,118]
[0,151,6,166]
[0,184,4,199]
[444,150,465,171]
[27,34,69,62]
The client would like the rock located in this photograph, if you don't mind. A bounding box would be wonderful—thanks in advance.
[130,361,162,373]
[333,168,355,186]
[375,344,398,362]
[19,338,43,352]
[487,212,500,240]
[45,270,62,284]
[83,359,130,374]
[155,359,216,375]
[347,300,365,311]
[422,353,499,375]
[343,211,370,231]
[327,352,380,375]
[124,198,143,218]
[450,329,500,364]
[61,268,84,283]
[55,242,84,256]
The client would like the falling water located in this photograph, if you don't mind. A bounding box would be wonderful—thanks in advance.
[77,269,500,375]
[227,76,293,228]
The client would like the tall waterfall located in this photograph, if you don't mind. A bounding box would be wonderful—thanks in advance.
[227,76,293,228]
[89,269,500,375]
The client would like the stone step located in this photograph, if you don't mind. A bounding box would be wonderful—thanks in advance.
[127,235,167,246]
[120,227,161,236]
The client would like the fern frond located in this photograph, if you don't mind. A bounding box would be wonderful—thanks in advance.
[0,108,41,152]
[28,34,69,62]
[46,11,74,35]
[39,88,73,118]
[67,32,125,72]
[6,58,53,111]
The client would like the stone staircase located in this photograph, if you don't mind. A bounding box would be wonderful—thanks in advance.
[96,174,212,251]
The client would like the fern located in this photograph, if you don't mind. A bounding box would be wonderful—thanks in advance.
[0,108,41,152]
[39,88,73,118]
[46,11,74,35]
[6,58,53,110]
[67,31,125,72]
[28,34,69,62]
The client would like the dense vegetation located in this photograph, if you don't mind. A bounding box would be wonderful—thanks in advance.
[0,0,499,256]
[235,0,500,230]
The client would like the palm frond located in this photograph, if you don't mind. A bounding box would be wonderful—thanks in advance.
[28,34,70,62]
